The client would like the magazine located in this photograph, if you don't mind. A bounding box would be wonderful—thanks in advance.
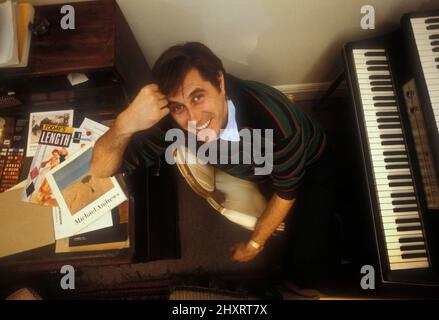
[26,110,74,157]
[46,143,127,234]
[21,124,91,206]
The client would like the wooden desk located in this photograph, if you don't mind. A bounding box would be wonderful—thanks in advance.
[0,0,180,278]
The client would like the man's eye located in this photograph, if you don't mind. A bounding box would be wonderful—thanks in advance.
[170,104,184,113]
[193,95,203,103]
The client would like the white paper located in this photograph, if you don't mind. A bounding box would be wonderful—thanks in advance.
[52,206,113,240]
[0,0,19,67]
[79,118,109,141]
[26,110,74,157]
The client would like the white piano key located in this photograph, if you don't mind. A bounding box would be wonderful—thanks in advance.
[390,260,429,271]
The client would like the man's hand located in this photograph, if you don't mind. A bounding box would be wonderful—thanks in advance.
[118,84,170,136]
[230,242,262,262]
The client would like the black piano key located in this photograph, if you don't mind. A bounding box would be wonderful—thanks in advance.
[366,60,389,65]
[433,47,439,52]
[391,192,415,198]
[401,252,427,259]
[386,164,409,170]
[372,87,393,92]
[376,112,399,117]
[380,134,403,139]
[395,218,421,224]
[430,34,439,40]
[374,96,396,101]
[426,18,439,24]
[400,245,426,251]
[379,124,401,129]
[399,237,424,243]
[394,206,417,213]
[365,51,386,57]
[384,157,407,163]
[369,74,391,80]
[377,117,400,123]
[368,66,389,71]
[388,175,412,180]
[436,57,439,62]
[384,151,406,156]
[427,24,439,30]
[375,102,397,107]
[393,200,417,206]
[382,140,404,146]
[371,81,393,86]
[390,182,413,188]
[431,40,439,46]
[396,225,421,232]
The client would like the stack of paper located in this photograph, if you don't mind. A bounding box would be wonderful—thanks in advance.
[0,1,34,68]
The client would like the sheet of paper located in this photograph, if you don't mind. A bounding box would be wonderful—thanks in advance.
[79,118,109,141]
[0,0,18,66]
[52,206,113,240]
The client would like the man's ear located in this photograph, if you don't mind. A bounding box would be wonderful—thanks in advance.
[218,71,225,95]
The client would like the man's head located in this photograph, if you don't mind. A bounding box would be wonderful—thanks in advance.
[153,42,228,138]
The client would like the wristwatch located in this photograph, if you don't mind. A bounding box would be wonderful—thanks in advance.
[248,239,264,251]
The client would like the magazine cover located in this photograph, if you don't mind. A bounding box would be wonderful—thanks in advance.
[21,124,92,206]
[46,143,127,234]
[26,110,73,157]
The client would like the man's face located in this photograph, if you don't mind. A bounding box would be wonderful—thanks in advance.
[167,68,227,140]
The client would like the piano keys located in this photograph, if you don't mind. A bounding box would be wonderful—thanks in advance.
[402,11,439,210]
[344,27,439,285]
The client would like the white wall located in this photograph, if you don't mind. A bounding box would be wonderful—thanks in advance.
[25,0,439,86]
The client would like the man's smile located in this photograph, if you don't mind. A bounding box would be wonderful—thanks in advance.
[196,118,212,130]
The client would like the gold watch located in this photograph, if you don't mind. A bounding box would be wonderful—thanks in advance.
[248,239,264,251]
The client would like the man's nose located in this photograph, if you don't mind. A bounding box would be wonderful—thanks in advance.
[186,107,201,123]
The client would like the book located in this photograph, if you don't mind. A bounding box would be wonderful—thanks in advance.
[26,110,74,157]
[11,3,34,68]
[52,118,114,240]
[55,201,129,253]
[0,148,24,193]
[46,143,127,235]
[21,124,91,206]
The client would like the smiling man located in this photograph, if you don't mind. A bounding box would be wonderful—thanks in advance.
[91,42,337,287]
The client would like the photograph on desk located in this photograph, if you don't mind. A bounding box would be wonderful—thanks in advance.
[21,124,91,206]
[46,143,127,234]
[26,110,74,157]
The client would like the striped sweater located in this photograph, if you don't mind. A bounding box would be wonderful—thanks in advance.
[123,74,326,200]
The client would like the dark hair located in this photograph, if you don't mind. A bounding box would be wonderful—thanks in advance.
[152,42,225,96]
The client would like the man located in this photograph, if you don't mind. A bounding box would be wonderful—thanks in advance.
[91,42,337,286]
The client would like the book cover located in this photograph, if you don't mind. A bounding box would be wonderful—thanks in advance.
[46,143,127,235]
[52,118,114,240]
[55,201,129,253]
[26,110,74,157]
[21,124,91,206]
